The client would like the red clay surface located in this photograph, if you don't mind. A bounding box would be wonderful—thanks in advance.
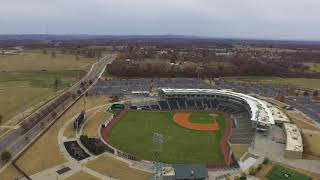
[173,113,219,131]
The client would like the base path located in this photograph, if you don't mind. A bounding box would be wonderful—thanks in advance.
[173,113,219,131]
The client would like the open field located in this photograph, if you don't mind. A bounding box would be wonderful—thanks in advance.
[222,76,320,89]
[0,52,95,71]
[0,70,85,124]
[14,96,109,175]
[85,154,152,180]
[108,111,226,163]
[65,171,100,180]
[267,165,311,180]
[0,50,96,124]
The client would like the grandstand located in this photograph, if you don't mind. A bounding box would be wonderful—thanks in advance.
[128,88,276,145]
[158,88,275,132]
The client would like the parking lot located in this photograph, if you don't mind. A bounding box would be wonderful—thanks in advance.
[89,78,211,96]
[90,78,319,124]
[214,80,320,124]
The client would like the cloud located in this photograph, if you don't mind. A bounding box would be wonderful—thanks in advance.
[0,0,319,40]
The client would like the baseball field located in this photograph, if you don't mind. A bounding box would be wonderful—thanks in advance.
[107,111,227,164]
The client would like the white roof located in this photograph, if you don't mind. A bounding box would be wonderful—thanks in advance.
[161,88,275,125]
[283,123,303,152]
[263,100,290,123]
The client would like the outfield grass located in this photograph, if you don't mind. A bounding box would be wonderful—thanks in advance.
[108,111,226,164]
[188,112,221,124]
[222,76,320,89]
[267,165,311,180]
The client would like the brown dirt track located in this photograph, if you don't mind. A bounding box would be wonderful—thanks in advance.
[173,112,219,131]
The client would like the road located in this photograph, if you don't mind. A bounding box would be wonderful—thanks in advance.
[0,54,116,165]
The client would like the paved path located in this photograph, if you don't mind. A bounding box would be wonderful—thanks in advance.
[250,127,320,173]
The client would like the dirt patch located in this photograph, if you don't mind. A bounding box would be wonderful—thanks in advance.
[301,129,320,158]
[0,164,23,180]
[173,113,219,131]
[85,155,152,180]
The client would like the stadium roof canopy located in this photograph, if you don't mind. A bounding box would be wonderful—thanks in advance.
[160,88,275,126]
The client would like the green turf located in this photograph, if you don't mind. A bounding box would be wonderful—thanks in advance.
[188,112,221,124]
[267,165,311,180]
[108,111,226,164]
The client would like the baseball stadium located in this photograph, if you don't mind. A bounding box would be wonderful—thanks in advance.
[100,88,275,170]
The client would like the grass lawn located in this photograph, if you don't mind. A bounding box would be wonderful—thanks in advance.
[188,112,221,124]
[222,76,320,89]
[0,52,95,71]
[108,111,226,164]
[267,165,312,180]
[85,154,152,180]
[0,49,95,124]
[65,171,100,180]
[83,111,111,137]
[0,70,85,123]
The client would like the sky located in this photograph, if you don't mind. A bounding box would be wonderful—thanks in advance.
[0,0,319,40]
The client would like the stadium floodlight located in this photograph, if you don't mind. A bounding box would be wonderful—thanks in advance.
[153,133,164,180]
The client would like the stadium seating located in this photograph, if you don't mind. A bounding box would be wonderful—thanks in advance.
[168,100,179,110]
[186,100,196,109]
[195,100,203,109]
[154,97,255,145]
[158,101,170,110]
[177,100,187,109]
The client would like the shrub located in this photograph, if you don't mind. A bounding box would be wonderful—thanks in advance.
[80,135,114,155]
[1,151,11,162]
[249,166,258,175]
[237,172,246,180]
